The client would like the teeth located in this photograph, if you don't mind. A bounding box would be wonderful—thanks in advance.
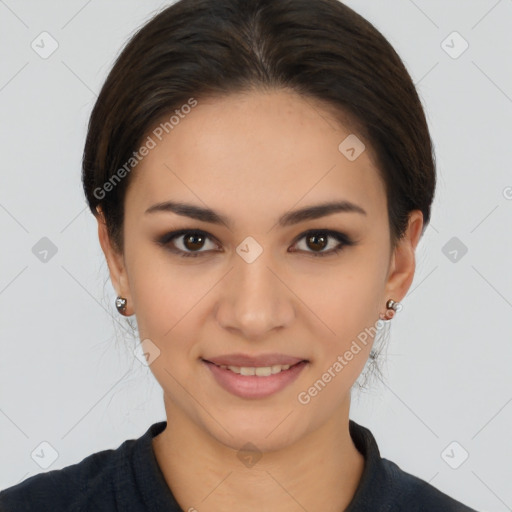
[219,363,293,376]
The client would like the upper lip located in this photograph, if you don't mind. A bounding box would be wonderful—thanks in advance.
[203,353,307,367]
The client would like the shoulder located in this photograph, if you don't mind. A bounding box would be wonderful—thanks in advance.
[0,437,137,512]
[348,420,478,511]
[380,457,477,511]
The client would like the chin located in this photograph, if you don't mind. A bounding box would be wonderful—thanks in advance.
[203,411,306,454]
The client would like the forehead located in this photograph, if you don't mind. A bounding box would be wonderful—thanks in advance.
[125,89,386,223]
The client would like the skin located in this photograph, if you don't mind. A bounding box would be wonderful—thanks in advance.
[97,88,423,512]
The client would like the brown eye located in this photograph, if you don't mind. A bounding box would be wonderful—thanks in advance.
[183,233,206,251]
[158,228,355,259]
[157,229,219,258]
[305,233,328,252]
[291,230,355,257]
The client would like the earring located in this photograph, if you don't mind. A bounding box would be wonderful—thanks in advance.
[115,296,128,316]
[380,299,400,321]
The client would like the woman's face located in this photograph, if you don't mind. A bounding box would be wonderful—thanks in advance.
[99,89,422,451]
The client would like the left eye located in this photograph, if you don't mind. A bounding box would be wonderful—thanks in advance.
[157,229,355,258]
[291,230,354,257]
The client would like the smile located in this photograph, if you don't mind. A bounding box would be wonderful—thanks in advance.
[203,359,308,399]
[214,362,298,376]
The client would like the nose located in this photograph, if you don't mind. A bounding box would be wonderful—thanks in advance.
[214,250,295,340]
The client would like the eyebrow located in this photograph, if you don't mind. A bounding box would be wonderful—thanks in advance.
[144,199,367,228]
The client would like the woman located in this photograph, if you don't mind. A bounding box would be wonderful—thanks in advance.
[0,0,478,510]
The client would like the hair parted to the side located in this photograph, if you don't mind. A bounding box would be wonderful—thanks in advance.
[82,0,436,257]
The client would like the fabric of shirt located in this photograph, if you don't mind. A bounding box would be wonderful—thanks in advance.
[0,420,478,511]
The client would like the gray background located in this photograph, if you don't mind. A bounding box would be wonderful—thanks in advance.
[1,1,511,510]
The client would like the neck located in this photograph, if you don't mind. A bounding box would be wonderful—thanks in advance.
[152,395,364,512]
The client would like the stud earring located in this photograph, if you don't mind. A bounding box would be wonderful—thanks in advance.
[379,299,400,321]
[115,296,128,316]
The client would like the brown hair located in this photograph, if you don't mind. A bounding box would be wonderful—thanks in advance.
[82,0,436,255]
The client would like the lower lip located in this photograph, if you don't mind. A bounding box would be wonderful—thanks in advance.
[203,360,308,399]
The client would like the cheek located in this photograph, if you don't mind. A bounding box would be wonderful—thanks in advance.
[125,244,190,339]
[301,261,385,394]
[303,255,385,342]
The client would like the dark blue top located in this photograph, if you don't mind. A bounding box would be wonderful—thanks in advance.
[0,420,477,511]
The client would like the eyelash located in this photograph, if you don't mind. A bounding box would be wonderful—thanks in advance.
[156,229,356,258]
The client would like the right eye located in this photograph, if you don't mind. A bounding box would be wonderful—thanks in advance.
[157,229,221,258]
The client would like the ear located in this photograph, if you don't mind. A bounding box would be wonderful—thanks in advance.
[96,207,133,315]
[383,210,424,311]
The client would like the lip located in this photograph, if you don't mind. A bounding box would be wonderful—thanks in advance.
[204,353,307,367]
[203,359,308,399]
